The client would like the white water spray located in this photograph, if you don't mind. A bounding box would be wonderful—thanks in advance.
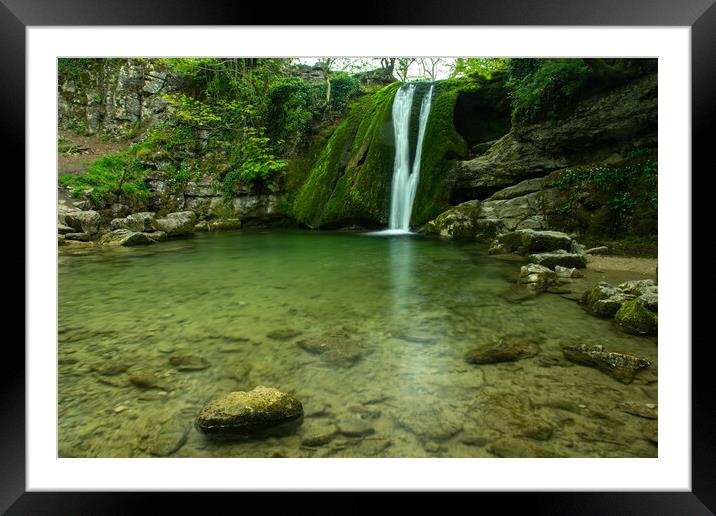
[387,83,435,232]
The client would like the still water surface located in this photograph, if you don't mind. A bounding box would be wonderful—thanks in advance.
[58,230,657,458]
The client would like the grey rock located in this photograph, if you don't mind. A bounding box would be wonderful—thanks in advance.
[555,265,584,278]
[64,210,101,234]
[529,250,587,269]
[154,211,197,236]
[518,263,557,290]
[490,229,573,255]
[421,200,482,240]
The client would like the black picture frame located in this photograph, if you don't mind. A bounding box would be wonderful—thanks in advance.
[6,0,710,512]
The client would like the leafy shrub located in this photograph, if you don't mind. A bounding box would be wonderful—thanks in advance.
[506,59,594,123]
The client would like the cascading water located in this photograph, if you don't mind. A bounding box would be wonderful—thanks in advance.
[387,83,435,233]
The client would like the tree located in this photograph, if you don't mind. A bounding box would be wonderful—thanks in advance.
[450,58,509,80]
[417,58,443,81]
[394,58,416,82]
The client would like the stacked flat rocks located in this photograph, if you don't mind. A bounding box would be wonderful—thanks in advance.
[489,229,587,269]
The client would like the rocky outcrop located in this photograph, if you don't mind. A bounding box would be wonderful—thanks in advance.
[58,58,182,137]
[195,386,304,440]
[446,73,657,200]
[561,344,651,383]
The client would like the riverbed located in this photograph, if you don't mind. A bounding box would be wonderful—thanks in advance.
[58,229,658,458]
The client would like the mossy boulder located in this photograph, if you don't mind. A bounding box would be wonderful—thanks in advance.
[421,200,482,240]
[615,298,658,335]
[581,281,635,317]
[195,386,304,440]
[489,229,573,255]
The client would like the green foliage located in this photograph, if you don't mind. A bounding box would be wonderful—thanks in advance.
[506,59,593,123]
[548,152,657,233]
[267,74,361,156]
[450,58,508,80]
[223,128,286,200]
[58,58,97,81]
[59,143,154,206]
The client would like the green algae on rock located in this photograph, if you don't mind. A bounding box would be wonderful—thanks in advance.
[195,386,304,440]
[614,298,658,335]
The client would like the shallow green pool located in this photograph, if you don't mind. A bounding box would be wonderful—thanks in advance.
[58,229,658,458]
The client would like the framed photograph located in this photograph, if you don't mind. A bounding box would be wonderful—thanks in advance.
[8,0,710,511]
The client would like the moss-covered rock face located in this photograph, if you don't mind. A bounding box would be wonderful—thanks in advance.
[615,298,658,335]
[411,80,470,225]
[291,83,400,228]
[290,79,474,229]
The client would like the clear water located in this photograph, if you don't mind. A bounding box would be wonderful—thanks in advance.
[58,230,658,458]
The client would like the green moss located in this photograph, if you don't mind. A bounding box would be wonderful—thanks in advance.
[411,80,470,225]
[290,83,400,228]
[614,299,658,335]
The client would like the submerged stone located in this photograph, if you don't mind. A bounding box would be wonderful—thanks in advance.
[267,329,303,341]
[195,386,304,440]
[465,337,539,364]
[169,352,209,371]
[561,344,651,383]
[619,401,658,420]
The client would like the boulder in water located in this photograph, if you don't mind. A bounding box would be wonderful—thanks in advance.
[195,386,304,440]
[154,211,197,236]
[490,229,573,255]
[614,299,658,335]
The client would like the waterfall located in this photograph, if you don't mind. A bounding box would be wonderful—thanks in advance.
[388,83,435,232]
